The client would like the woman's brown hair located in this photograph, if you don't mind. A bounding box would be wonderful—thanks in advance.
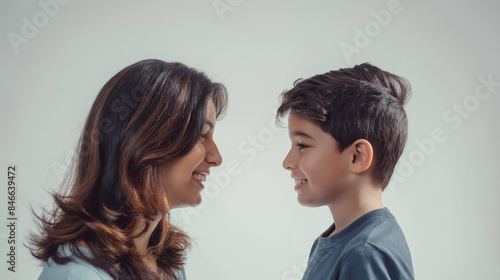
[29,59,228,279]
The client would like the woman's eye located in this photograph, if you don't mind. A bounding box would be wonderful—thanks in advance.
[200,134,208,140]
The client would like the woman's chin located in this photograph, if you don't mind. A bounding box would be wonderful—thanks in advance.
[185,193,202,207]
[192,194,203,206]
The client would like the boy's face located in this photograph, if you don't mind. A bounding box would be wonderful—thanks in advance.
[282,112,353,207]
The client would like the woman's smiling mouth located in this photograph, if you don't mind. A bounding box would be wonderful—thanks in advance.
[193,172,208,189]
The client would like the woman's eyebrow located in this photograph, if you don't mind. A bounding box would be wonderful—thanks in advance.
[204,121,214,130]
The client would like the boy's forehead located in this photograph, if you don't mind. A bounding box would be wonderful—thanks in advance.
[288,112,316,126]
[287,113,322,136]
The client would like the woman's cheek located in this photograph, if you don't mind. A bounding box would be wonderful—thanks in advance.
[186,142,206,167]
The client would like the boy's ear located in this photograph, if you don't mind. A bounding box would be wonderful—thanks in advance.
[348,139,373,174]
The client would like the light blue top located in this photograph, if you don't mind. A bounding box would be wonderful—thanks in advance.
[38,245,186,280]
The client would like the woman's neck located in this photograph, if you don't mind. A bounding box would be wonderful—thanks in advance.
[133,215,162,254]
[133,214,162,273]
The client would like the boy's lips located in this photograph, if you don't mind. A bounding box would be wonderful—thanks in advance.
[293,178,308,190]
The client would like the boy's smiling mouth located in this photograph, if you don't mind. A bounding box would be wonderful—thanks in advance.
[294,178,308,190]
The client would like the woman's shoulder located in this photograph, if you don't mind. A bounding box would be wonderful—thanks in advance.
[38,245,113,280]
[175,267,187,280]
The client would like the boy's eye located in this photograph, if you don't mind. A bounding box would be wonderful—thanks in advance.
[297,143,309,149]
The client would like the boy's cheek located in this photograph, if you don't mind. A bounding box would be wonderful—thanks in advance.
[300,155,319,178]
[310,177,332,194]
[303,170,329,194]
[301,158,327,188]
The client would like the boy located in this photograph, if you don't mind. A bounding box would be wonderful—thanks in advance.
[277,63,414,279]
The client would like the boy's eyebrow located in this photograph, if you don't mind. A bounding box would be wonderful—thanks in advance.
[291,131,315,140]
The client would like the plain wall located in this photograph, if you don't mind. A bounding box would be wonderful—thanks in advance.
[1,0,499,279]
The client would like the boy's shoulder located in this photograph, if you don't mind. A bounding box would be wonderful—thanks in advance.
[339,240,414,280]
[341,208,412,263]
[304,208,414,280]
[344,207,406,248]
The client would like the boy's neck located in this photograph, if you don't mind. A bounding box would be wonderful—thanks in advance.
[327,183,383,237]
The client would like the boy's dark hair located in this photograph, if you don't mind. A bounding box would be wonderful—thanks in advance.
[277,63,411,189]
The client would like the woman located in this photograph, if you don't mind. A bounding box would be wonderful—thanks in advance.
[30,59,228,279]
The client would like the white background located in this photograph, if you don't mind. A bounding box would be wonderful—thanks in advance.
[1,0,499,279]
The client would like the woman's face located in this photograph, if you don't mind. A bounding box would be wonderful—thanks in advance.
[162,99,222,208]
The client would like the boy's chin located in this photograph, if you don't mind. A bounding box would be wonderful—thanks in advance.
[297,196,324,207]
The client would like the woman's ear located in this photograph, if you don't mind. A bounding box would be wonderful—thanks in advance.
[349,139,373,174]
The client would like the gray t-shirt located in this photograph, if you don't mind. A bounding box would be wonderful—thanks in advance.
[38,245,186,280]
[302,208,414,280]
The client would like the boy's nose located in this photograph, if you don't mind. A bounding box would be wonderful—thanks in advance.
[282,149,295,170]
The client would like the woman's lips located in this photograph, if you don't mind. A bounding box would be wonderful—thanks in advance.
[193,172,207,189]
